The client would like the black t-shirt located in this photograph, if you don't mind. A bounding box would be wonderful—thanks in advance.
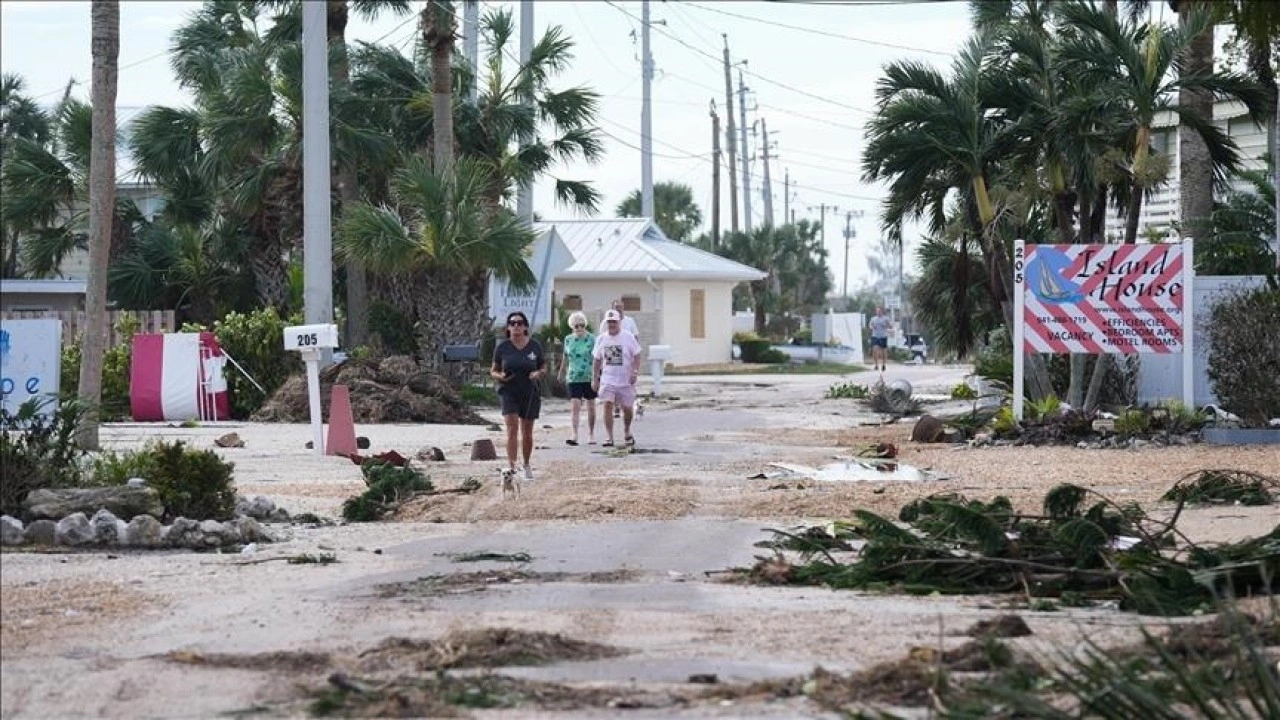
[493,339,545,394]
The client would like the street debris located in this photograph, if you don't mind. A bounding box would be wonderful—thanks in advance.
[730,484,1280,615]
[1162,469,1278,506]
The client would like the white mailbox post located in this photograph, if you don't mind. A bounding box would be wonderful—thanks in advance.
[647,344,672,397]
[283,323,339,455]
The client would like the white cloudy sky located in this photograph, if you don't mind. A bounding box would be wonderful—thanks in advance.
[0,0,991,289]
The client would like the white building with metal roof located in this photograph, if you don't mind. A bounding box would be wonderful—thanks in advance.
[522,218,766,367]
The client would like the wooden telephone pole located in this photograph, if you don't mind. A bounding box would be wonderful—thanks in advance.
[722,35,739,233]
[711,100,721,248]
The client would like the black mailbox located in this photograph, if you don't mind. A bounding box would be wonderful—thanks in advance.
[442,344,481,363]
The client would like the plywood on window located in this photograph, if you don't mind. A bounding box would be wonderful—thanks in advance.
[690,289,706,339]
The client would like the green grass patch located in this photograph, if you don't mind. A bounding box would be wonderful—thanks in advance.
[459,384,500,406]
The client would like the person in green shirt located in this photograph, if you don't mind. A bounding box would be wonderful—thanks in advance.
[558,311,597,445]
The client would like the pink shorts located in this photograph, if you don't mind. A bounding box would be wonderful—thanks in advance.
[598,383,637,408]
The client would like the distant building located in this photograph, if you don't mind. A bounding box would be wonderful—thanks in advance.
[1103,100,1272,244]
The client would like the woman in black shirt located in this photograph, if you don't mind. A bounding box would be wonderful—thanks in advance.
[489,311,547,480]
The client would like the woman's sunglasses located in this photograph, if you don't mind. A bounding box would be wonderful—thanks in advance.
[572,323,585,328]
[507,320,527,327]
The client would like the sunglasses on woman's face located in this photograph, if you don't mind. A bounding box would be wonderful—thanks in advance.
[508,320,527,327]
[572,323,585,328]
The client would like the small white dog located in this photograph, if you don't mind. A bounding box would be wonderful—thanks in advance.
[500,468,520,499]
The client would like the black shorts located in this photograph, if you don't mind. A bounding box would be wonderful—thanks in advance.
[871,337,888,349]
[500,388,541,420]
[567,382,597,400]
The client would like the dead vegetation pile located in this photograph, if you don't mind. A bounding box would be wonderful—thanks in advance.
[355,628,627,674]
[733,482,1280,616]
[253,355,488,425]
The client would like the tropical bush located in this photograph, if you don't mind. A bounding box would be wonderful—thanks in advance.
[60,342,132,421]
[1206,286,1280,426]
[367,301,417,357]
[184,308,301,419]
[121,440,237,521]
[0,397,88,516]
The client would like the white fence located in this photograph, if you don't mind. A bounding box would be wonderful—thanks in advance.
[1134,275,1270,406]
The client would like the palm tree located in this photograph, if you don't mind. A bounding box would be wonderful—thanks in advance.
[617,181,704,242]
[337,157,536,370]
[78,0,119,451]
[423,0,455,170]
[1058,1,1269,245]
[0,74,51,277]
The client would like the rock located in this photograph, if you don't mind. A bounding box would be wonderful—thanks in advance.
[55,513,95,546]
[228,516,272,543]
[24,519,56,545]
[356,436,371,450]
[470,438,498,461]
[415,446,446,462]
[910,415,946,443]
[90,509,125,545]
[126,477,147,488]
[124,515,165,547]
[165,517,200,548]
[214,432,245,448]
[1,516,25,546]
[236,495,276,520]
[971,432,993,447]
[198,520,227,547]
[24,486,163,522]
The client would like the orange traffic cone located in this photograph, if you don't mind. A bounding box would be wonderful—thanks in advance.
[326,384,358,457]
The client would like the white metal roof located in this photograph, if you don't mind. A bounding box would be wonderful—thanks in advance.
[0,279,87,294]
[534,218,766,281]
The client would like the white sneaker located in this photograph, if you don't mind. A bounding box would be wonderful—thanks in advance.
[523,464,534,480]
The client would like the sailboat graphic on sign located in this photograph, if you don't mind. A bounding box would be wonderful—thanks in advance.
[1027,247,1086,304]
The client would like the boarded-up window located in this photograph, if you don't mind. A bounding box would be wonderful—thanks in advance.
[690,289,706,339]
[563,294,583,311]
[621,295,642,312]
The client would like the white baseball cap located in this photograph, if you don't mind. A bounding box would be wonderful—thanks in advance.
[604,309,621,322]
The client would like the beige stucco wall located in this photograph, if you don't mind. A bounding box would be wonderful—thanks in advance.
[551,278,737,367]
[659,280,735,367]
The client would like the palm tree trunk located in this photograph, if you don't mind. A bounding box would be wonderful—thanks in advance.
[78,0,119,450]
[752,281,768,336]
[1178,8,1215,239]
[414,265,488,373]
[1124,125,1152,245]
[971,175,1053,401]
[425,1,455,170]
[329,0,369,348]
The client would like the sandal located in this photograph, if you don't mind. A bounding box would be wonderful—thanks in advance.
[625,436,635,447]
[602,441,614,447]
[565,439,578,446]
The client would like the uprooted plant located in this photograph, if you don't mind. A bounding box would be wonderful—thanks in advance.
[1162,469,1279,506]
[341,459,434,522]
[733,484,1279,615]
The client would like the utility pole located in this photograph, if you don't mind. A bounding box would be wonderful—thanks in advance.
[722,36,738,234]
[841,210,864,299]
[640,0,654,217]
[809,203,838,267]
[737,66,752,232]
[760,118,774,226]
[302,0,333,361]
[463,1,479,105]
[784,168,790,227]
[516,0,533,223]
[710,100,721,248]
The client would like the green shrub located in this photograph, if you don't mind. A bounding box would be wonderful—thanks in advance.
[459,384,500,406]
[342,460,433,522]
[1115,409,1152,436]
[368,301,417,356]
[134,440,237,521]
[89,449,154,488]
[1206,286,1280,426]
[950,382,978,400]
[60,342,133,422]
[185,308,302,419]
[826,381,868,400]
[974,328,1014,385]
[0,397,88,516]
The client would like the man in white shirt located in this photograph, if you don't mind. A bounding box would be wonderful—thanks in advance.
[592,309,642,447]
[602,299,640,340]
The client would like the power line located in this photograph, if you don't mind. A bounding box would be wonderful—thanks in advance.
[661,70,865,131]
[602,0,872,116]
[681,1,952,57]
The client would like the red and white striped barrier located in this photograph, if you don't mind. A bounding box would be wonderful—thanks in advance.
[130,332,230,422]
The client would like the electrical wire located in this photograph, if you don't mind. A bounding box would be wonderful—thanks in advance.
[680,1,951,57]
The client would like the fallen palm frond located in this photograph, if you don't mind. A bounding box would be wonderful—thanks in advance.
[1162,469,1279,506]
[447,551,533,564]
[945,604,1280,719]
[739,484,1280,615]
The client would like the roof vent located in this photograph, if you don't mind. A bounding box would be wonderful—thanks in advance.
[596,236,603,246]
